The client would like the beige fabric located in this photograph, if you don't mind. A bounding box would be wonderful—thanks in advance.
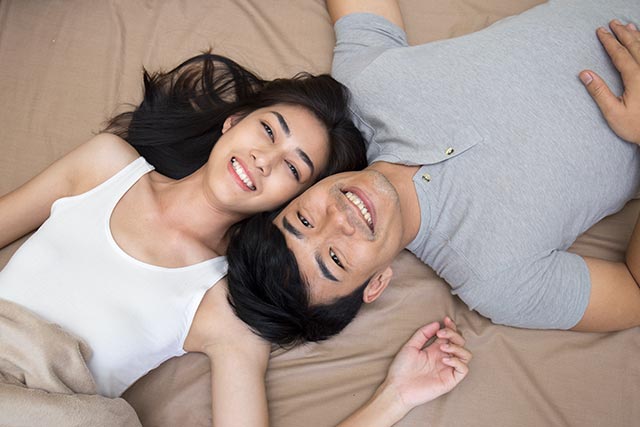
[0,299,141,426]
[1,1,639,426]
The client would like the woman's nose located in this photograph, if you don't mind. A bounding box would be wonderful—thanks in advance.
[251,151,273,176]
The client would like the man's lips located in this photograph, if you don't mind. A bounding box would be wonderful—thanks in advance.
[342,187,375,232]
[230,157,256,191]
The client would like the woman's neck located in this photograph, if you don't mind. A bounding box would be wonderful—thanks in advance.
[150,168,246,255]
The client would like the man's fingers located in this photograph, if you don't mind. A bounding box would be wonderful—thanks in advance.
[442,357,469,382]
[440,343,472,364]
[443,316,457,332]
[406,322,440,349]
[609,20,640,64]
[437,327,465,347]
[580,70,623,120]
[597,26,638,80]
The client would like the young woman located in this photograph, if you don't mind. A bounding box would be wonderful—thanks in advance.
[0,53,367,425]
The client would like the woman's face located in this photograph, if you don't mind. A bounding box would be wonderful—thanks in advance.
[206,104,330,214]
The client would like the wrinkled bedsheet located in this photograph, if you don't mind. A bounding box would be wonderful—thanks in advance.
[1,1,638,426]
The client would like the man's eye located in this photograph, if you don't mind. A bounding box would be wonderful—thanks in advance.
[287,161,300,181]
[329,248,343,268]
[261,122,274,141]
[297,212,312,228]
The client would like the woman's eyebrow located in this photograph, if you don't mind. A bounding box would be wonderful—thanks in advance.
[270,111,290,136]
[296,148,314,175]
[270,111,314,175]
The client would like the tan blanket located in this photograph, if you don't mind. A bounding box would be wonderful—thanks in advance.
[0,299,141,427]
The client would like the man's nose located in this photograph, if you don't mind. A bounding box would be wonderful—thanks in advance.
[324,203,356,236]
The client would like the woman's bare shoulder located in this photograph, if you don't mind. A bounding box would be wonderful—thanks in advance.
[69,133,142,193]
[78,133,140,170]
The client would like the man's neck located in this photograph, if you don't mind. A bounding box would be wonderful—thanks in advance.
[367,161,421,247]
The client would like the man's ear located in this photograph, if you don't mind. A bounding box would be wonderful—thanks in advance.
[363,266,393,304]
[222,114,243,134]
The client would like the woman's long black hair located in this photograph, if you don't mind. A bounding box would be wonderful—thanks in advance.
[104,53,367,179]
[105,53,369,346]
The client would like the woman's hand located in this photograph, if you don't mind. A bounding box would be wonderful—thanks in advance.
[580,20,640,145]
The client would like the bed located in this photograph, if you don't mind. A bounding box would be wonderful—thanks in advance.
[1,1,638,426]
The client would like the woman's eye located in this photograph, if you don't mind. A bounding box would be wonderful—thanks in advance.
[287,161,300,181]
[329,248,344,269]
[261,122,274,142]
[297,212,312,228]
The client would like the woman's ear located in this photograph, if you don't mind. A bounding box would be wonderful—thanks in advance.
[362,266,393,304]
[222,114,243,134]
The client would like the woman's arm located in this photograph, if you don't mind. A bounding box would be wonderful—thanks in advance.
[205,334,270,427]
[337,318,472,427]
[186,280,271,427]
[0,133,137,249]
[326,0,404,29]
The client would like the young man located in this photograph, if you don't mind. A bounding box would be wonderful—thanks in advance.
[224,0,640,425]
[266,0,640,334]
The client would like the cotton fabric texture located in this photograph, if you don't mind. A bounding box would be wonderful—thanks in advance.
[0,299,141,426]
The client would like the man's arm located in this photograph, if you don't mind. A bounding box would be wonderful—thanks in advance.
[326,0,404,29]
[580,20,640,146]
[337,318,472,427]
[574,20,640,332]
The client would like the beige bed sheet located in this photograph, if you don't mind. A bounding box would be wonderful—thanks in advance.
[1,1,638,426]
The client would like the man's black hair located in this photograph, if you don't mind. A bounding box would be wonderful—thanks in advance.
[226,211,368,346]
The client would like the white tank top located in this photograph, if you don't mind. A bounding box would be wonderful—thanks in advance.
[0,157,228,397]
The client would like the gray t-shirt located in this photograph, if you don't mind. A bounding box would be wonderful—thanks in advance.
[332,0,640,329]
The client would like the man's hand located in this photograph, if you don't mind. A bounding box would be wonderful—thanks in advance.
[337,318,471,427]
[580,20,640,145]
[384,317,471,413]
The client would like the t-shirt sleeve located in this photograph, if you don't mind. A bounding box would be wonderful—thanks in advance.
[332,13,408,85]
[454,250,592,330]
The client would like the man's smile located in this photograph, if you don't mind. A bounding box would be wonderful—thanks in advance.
[342,189,374,232]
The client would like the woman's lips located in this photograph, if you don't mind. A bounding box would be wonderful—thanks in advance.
[230,157,256,191]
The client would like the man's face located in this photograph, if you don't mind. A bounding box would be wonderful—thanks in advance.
[274,169,405,305]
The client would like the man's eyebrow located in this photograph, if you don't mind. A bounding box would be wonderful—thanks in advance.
[282,216,302,239]
[282,216,337,282]
[315,253,338,282]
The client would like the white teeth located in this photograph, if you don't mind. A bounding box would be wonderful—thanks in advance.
[231,158,256,190]
[344,191,373,229]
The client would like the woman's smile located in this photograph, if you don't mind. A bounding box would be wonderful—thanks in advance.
[229,157,256,191]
